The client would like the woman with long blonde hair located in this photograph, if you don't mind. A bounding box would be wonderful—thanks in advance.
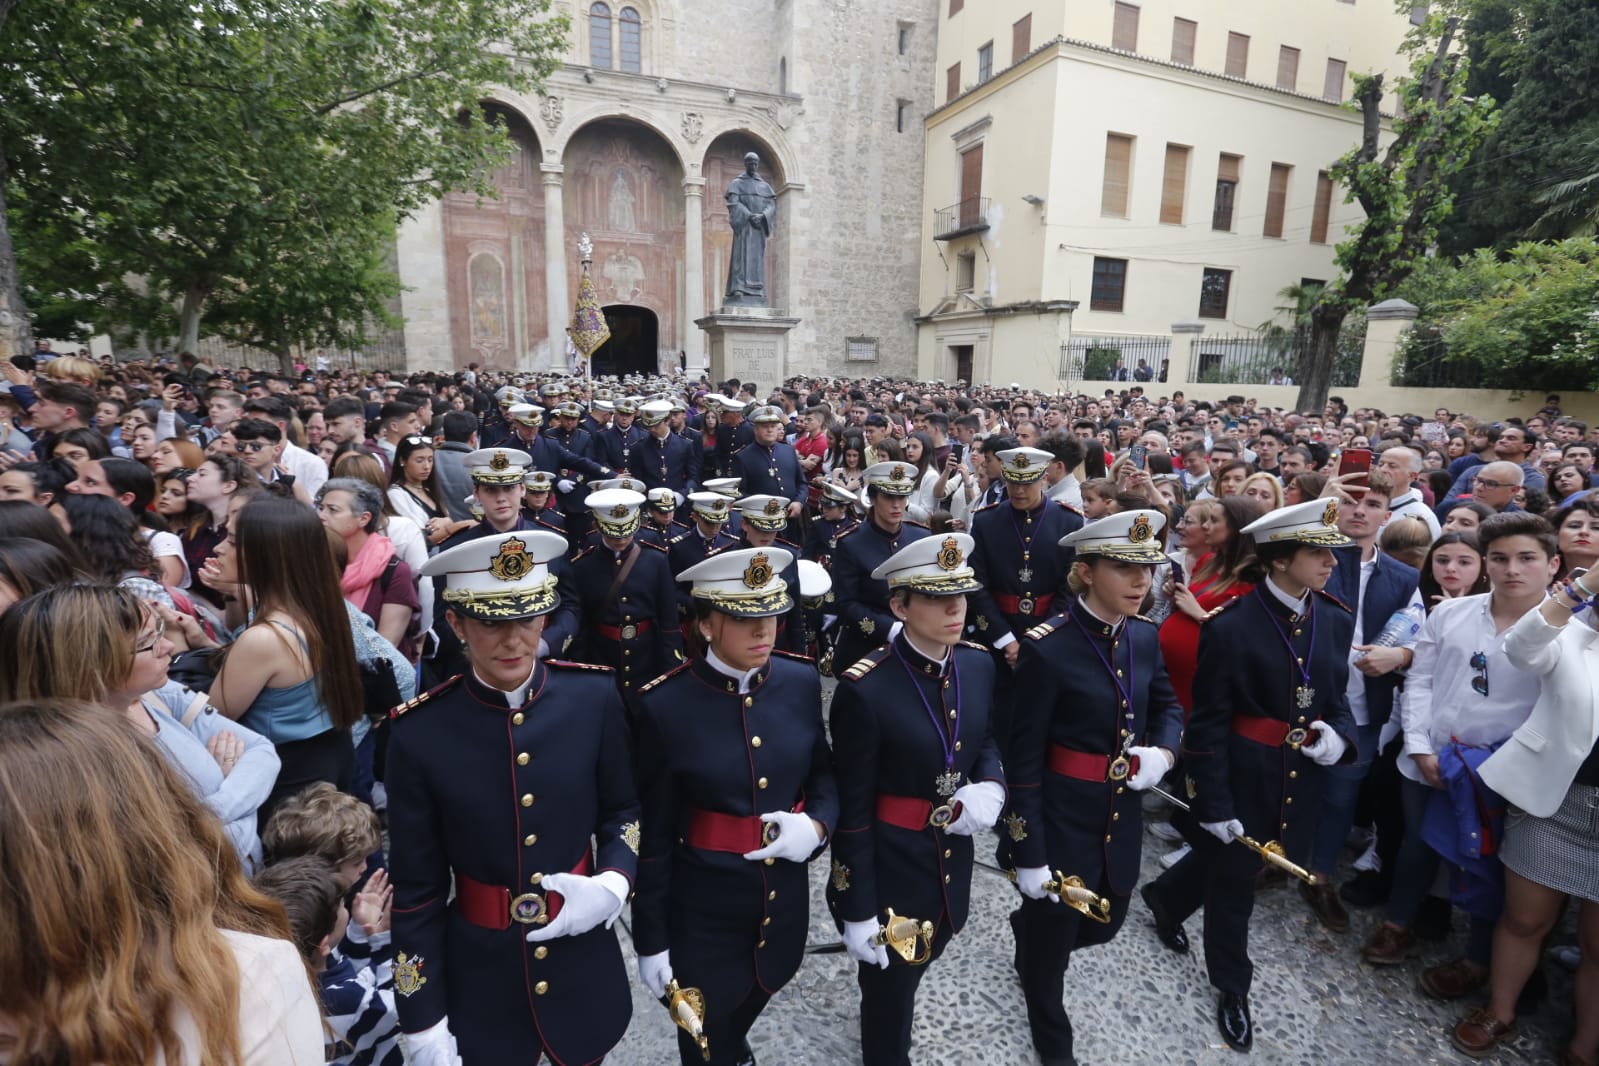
[0,699,322,1064]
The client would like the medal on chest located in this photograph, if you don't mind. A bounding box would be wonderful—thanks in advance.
[1257,588,1319,715]
[934,768,961,798]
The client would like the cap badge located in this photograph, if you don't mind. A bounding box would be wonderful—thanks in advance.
[712,499,726,511]
[490,451,510,472]
[1012,452,1030,469]
[488,537,532,582]
[743,552,773,589]
[937,536,963,571]
[1322,500,1339,527]
[891,464,906,480]
[610,504,630,519]
[764,498,783,516]
[1130,514,1153,543]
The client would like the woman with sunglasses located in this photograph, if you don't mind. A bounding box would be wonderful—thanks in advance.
[388,435,473,549]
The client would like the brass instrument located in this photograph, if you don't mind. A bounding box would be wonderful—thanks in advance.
[1006,868,1113,923]
[1149,786,1322,886]
[873,908,936,965]
[663,980,710,1061]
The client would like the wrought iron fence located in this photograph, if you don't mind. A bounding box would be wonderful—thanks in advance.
[1189,327,1362,387]
[1059,336,1171,382]
[933,197,991,239]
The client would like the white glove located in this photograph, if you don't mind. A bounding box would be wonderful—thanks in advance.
[557,478,576,494]
[944,780,1005,836]
[404,1019,462,1066]
[887,620,904,644]
[639,950,673,999]
[1202,819,1245,845]
[742,810,823,863]
[1015,865,1058,903]
[842,918,890,969]
[1303,721,1348,766]
[1126,746,1171,792]
[524,871,629,943]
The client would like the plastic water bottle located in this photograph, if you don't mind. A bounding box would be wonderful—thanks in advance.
[1369,604,1425,648]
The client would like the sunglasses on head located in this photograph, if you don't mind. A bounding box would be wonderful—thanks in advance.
[1470,651,1489,696]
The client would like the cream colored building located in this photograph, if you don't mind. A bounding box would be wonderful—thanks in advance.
[392,0,937,378]
[916,0,1417,388]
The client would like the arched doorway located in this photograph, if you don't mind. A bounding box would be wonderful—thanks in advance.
[594,305,659,377]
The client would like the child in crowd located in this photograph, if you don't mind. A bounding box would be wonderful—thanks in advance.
[261,782,387,959]
[255,856,404,1066]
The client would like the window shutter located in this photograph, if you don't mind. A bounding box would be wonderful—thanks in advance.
[1101,134,1133,218]
[1170,18,1197,64]
[1324,58,1347,101]
[947,62,961,102]
[1225,32,1249,77]
[1160,144,1189,225]
[1310,172,1334,244]
[1264,163,1291,238]
[1277,46,1299,91]
[1013,13,1032,62]
[1113,3,1140,51]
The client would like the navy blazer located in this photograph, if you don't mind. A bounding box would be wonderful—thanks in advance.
[1327,546,1421,729]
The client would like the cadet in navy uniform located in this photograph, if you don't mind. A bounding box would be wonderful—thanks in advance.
[733,494,807,655]
[570,487,686,700]
[1006,510,1184,1066]
[827,533,1006,1066]
[546,401,596,461]
[635,398,701,500]
[521,469,569,542]
[732,405,805,539]
[633,547,839,1066]
[668,491,741,577]
[703,477,746,538]
[478,385,523,449]
[388,529,640,1066]
[640,486,689,548]
[710,396,757,480]
[830,462,932,674]
[593,397,647,473]
[1142,498,1359,1052]
[501,403,612,530]
[803,482,861,569]
[966,446,1085,760]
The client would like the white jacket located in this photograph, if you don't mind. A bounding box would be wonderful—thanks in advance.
[1479,606,1599,817]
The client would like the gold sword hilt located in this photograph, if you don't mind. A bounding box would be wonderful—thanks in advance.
[1043,872,1114,923]
[873,908,936,965]
[1239,835,1322,886]
[663,980,710,1061]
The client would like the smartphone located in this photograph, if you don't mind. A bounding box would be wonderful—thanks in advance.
[1129,442,1148,471]
[1337,448,1373,483]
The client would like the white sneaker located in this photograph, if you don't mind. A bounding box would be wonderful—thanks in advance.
[1148,820,1185,843]
[1352,838,1381,873]
[1159,844,1191,870]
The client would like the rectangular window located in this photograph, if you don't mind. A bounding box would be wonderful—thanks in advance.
[1213,153,1240,230]
[1101,133,1134,218]
[977,41,994,83]
[1225,32,1249,78]
[1160,143,1190,225]
[947,62,961,102]
[955,252,976,292]
[959,143,984,226]
[896,100,911,133]
[898,22,913,55]
[618,8,641,73]
[845,337,879,363]
[1277,46,1300,91]
[1171,17,1197,64]
[1199,268,1232,319]
[1264,162,1292,238]
[1310,171,1335,243]
[1113,2,1140,52]
[1091,257,1128,312]
[949,0,963,16]
[1324,58,1347,101]
[1013,13,1032,63]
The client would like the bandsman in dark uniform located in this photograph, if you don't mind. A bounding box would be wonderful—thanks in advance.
[478,385,524,448]
[576,477,651,550]
[640,486,689,547]
[502,402,613,536]
[827,533,1006,1066]
[830,462,931,674]
[521,469,568,542]
[636,398,701,502]
[546,401,596,461]
[804,482,861,569]
[594,397,647,474]
[733,494,807,655]
[703,477,746,538]
[732,405,805,540]
[389,530,640,1065]
[710,396,757,480]
[669,492,741,576]
[633,547,838,1066]
[1141,499,1358,1052]
[582,394,615,437]
[1006,510,1184,1066]
[569,487,686,701]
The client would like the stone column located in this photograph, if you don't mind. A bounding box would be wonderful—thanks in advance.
[682,178,707,370]
[1359,299,1419,389]
[1168,320,1205,387]
[541,164,569,370]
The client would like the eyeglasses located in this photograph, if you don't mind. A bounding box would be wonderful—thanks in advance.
[1473,477,1510,490]
[135,619,167,655]
[404,436,426,445]
[238,440,273,453]
[1470,651,1489,696]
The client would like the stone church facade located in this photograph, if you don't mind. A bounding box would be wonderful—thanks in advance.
[393,0,936,380]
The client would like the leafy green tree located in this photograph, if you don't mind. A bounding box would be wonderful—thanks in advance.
[0,0,28,359]
[1294,9,1498,412]
[1,0,567,371]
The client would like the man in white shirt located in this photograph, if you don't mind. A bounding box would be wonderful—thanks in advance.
[244,395,329,497]
[1377,441,1441,539]
[1360,511,1557,1001]
[1041,433,1085,509]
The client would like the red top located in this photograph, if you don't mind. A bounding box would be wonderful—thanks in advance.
[1158,553,1254,718]
[793,431,830,506]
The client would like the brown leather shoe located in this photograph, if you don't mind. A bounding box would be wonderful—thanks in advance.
[1298,878,1350,932]
[1451,1006,1516,1058]
[1421,957,1489,1000]
[1361,922,1419,965]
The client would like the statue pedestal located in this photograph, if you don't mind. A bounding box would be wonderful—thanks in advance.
[696,307,801,388]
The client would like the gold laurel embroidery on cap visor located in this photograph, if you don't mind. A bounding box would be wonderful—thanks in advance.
[473,469,530,486]
[890,571,981,596]
[488,537,532,581]
[1130,514,1153,543]
[442,581,559,619]
[490,451,511,471]
[695,585,792,617]
[743,553,773,589]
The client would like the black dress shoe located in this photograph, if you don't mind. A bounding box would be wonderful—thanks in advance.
[1217,992,1253,1052]
[734,1041,756,1066]
[1140,882,1190,954]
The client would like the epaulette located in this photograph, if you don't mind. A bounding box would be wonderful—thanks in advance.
[1128,612,1156,626]
[840,645,892,681]
[389,674,462,719]
[546,659,616,673]
[1314,588,1353,613]
[973,499,1001,513]
[833,525,861,543]
[639,539,668,552]
[776,536,802,550]
[957,639,989,653]
[638,660,692,694]
[668,531,691,546]
[902,518,929,529]
[1054,500,1085,516]
[771,648,815,663]
[1209,596,1245,618]
[1025,612,1068,640]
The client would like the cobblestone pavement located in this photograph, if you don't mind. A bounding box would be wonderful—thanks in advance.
[609,827,1574,1065]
